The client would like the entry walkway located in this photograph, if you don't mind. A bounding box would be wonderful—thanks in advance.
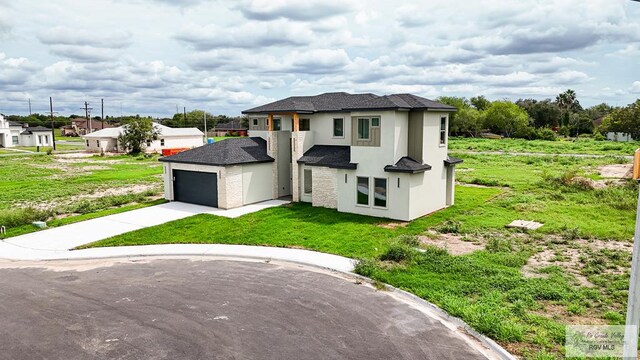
[0,200,289,259]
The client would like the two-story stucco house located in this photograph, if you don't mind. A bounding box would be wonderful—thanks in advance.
[159,92,462,221]
[0,114,54,148]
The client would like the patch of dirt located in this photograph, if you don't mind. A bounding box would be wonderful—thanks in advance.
[571,176,626,189]
[53,153,94,159]
[598,164,632,179]
[531,302,608,325]
[522,235,633,287]
[377,221,409,229]
[419,232,484,255]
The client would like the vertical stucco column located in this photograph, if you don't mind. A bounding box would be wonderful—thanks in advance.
[446,166,455,206]
[291,131,306,202]
[267,131,279,199]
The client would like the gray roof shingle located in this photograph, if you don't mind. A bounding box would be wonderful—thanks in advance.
[297,145,357,169]
[384,157,432,173]
[20,126,52,134]
[159,137,273,166]
[242,92,457,114]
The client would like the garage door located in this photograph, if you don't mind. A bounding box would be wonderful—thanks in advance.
[173,170,218,207]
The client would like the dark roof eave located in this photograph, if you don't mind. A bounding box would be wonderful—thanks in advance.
[444,156,464,166]
[242,110,315,115]
[297,160,357,170]
[159,158,274,166]
[384,165,432,174]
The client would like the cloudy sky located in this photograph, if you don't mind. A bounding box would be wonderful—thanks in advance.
[0,0,639,117]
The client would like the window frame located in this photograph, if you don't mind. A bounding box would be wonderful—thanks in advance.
[12,136,19,145]
[333,118,344,138]
[96,140,100,147]
[303,169,313,195]
[373,177,388,209]
[357,118,370,141]
[252,118,258,126]
[160,138,165,146]
[146,139,151,147]
[273,118,281,131]
[439,116,447,146]
[371,117,380,128]
[356,176,370,206]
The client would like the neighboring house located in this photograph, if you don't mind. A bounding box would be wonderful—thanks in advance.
[82,123,204,153]
[211,119,248,137]
[70,118,116,136]
[606,132,634,142]
[0,114,53,148]
[160,92,462,221]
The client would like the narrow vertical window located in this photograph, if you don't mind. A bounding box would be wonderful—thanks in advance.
[357,118,370,140]
[252,119,258,126]
[160,139,165,146]
[374,178,387,208]
[300,119,310,131]
[356,176,369,205]
[333,118,344,137]
[440,116,447,145]
[304,169,313,194]
[273,118,281,131]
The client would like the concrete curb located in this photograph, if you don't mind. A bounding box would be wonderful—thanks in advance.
[0,243,515,360]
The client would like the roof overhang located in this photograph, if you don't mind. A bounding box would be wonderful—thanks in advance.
[158,158,274,167]
[297,160,357,170]
[383,164,432,173]
[444,156,463,166]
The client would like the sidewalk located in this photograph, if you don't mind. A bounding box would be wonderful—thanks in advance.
[1,200,289,258]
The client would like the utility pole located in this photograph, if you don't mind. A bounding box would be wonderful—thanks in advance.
[49,97,57,150]
[204,111,207,142]
[183,107,187,127]
[101,98,104,129]
[28,98,32,115]
[81,101,94,133]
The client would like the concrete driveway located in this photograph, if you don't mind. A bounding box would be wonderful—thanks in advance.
[1,200,289,258]
[0,258,494,360]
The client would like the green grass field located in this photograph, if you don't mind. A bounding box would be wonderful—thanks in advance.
[84,146,637,359]
[0,154,163,238]
[54,128,85,142]
[450,137,640,156]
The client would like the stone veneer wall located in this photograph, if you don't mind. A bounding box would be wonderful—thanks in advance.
[311,166,338,209]
[223,165,243,209]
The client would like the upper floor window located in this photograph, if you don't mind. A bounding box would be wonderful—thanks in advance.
[333,118,344,138]
[273,118,281,131]
[300,118,310,131]
[371,117,380,127]
[357,118,370,140]
[440,116,447,145]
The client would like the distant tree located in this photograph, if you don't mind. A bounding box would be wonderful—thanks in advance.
[168,110,215,130]
[117,118,160,155]
[555,89,581,126]
[470,95,491,111]
[585,103,614,121]
[600,100,640,139]
[483,101,530,138]
[516,98,562,128]
[436,96,471,135]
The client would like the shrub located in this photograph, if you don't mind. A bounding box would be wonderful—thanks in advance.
[0,207,54,228]
[46,148,53,155]
[395,234,420,247]
[379,243,417,262]
[485,237,514,253]
[535,128,557,141]
[354,258,379,277]
[435,220,462,233]
[593,132,605,141]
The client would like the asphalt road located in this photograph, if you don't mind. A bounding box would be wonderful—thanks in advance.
[0,258,490,360]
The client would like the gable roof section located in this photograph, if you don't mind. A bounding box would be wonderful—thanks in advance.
[384,156,432,173]
[20,126,52,135]
[159,137,273,166]
[243,92,457,114]
[84,123,203,139]
[297,145,357,169]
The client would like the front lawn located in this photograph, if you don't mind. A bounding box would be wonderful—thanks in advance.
[83,152,637,359]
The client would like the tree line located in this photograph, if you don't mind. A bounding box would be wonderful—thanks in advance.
[437,90,637,140]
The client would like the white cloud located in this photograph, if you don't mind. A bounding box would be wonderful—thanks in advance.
[237,0,353,21]
[631,81,640,94]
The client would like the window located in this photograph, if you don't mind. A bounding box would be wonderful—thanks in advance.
[300,118,310,131]
[273,118,281,131]
[96,140,100,147]
[333,118,344,137]
[85,140,89,146]
[43,136,49,145]
[304,169,312,194]
[374,178,387,208]
[146,139,151,147]
[38,135,42,144]
[440,116,447,145]
[356,176,369,206]
[357,118,370,140]
[371,117,380,127]
[12,136,18,145]
[252,118,258,126]
[160,139,165,146]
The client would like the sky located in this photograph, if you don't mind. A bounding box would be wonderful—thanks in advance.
[0,0,639,117]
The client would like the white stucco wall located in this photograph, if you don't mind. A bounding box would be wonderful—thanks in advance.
[146,135,204,152]
[19,132,53,147]
[242,162,273,205]
[303,113,352,146]
[337,170,411,221]
[311,166,338,209]
[85,138,118,152]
